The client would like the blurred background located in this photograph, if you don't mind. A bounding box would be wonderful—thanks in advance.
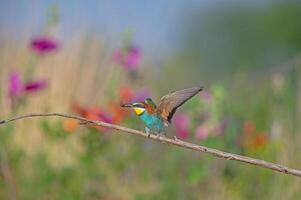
[1,0,301,199]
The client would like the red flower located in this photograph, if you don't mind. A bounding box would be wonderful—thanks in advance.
[253,133,268,148]
[72,103,115,132]
[241,120,269,149]
[109,102,129,124]
[119,86,134,102]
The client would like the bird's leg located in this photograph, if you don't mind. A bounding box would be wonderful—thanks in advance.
[160,129,167,138]
[157,132,166,139]
[145,127,152,138]
[156,131,169,145]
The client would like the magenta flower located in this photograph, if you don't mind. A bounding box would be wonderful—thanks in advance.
[9,72,23,97]
[195,124,209,140]
[8,71,48,99]
[176,129,189,140]
[113,46,141,71]
[30,36,59,55]
[174,113,190,140]
[125,46,141,70]
[24,80,48,93]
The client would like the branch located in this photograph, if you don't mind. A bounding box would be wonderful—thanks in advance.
[1,113,301,178]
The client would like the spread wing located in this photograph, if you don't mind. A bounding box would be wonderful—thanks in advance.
[155,86,203,123]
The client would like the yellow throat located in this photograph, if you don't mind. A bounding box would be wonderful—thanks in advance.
[133,107,145,115]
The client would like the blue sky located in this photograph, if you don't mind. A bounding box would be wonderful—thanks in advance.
[0,0,268,57]
[0,0,214,55]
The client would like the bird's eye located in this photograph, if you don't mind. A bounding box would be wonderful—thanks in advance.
[133,103,144,108]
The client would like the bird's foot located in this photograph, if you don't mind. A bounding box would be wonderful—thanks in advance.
[174,136,180,141]
[156,133,169,145]
[145,127,152,138]
[157,133,166,139]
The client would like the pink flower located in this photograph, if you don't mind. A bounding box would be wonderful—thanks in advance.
[174,113,189,130]
[195,124,209,140]
[113,46,141,71]
[176,129,189,140]
[24,80,48,93]
[30,36,59,55]
[9,72,23,97]
[125,46,141,70]
[174,113,190,140]
[8,71,47,99]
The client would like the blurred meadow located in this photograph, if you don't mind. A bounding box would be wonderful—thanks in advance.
[1,1,301,199]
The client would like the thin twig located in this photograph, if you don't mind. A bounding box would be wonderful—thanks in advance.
[0,113,301,178]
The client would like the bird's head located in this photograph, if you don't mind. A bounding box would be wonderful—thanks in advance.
[121,102,146,116]
[121,98,157,116]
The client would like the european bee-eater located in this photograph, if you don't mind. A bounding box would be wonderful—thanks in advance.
[121,86,203,135]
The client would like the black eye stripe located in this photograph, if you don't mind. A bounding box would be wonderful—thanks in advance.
[133,103,144,108]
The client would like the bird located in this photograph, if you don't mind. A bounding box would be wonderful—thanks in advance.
[121,86,203,136]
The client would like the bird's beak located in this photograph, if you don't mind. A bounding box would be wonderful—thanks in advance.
[120,103,133,108]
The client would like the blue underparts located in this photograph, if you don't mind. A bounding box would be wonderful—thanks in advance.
[139,112,164,134]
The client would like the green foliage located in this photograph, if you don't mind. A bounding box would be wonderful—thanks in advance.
[41,120,68,140]
[179,1,301,77]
